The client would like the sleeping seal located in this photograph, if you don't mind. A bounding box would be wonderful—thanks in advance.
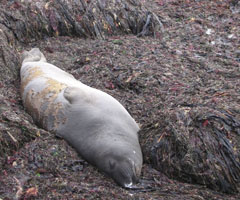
[20,48,142,188]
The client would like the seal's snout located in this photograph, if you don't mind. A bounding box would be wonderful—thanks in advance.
[107,157,139,188]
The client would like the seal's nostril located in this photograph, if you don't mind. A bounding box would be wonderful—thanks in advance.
[109,160,116,170]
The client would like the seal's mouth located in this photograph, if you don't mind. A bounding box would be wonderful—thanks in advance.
[124,182,133,188]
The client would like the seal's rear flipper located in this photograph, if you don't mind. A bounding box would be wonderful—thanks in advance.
[22,48,47,64]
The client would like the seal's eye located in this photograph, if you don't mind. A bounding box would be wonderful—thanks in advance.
[109,160,116,170]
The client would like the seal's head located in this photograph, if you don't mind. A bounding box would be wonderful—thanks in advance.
[97,149,142,188]
[107,156,139,188]
[21,48,47,64]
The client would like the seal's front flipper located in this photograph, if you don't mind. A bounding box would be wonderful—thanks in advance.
[63,86,91,104]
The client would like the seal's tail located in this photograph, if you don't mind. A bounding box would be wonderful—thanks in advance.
[22,48,47,63]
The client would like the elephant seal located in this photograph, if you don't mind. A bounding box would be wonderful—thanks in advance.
[20,48,142,188]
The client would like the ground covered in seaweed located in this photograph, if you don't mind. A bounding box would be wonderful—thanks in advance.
[0,0,240,199]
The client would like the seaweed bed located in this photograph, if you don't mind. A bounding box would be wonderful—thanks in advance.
[0,0,240,199]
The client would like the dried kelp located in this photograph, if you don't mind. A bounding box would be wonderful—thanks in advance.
[140,106,240,193]
[0,0,163,42]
